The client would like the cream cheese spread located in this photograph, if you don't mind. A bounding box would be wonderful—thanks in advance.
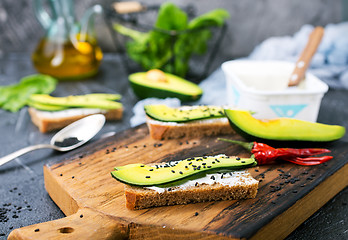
[33,108,108,119]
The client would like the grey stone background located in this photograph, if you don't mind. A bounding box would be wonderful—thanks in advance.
[0,0,346,61]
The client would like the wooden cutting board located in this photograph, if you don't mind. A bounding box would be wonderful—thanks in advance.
[8,124,348,240]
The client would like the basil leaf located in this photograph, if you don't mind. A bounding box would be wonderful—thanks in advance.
[0,74,57,112]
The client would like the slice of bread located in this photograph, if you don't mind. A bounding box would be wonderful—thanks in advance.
[146,117,235,140]
[124,170,258,210]
[28,107,123,133]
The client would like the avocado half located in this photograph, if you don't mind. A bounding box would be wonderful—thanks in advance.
[225,109,345,142]
[129,70,203,102]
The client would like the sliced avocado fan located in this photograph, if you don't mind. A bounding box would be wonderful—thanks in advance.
[29,93,122,111]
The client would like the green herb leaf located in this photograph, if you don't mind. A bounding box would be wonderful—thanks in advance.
[114,3,229,77]
[0,74,57,112]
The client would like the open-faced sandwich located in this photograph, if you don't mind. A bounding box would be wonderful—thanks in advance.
[111,154,258,210]
[28,93,123,133]
[144,104,235,140]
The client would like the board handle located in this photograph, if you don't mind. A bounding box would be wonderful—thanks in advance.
[8,208,128,240]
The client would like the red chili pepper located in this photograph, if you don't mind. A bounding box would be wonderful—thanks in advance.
[218,138,333,166]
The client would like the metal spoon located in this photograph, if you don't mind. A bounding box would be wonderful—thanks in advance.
[0,114,106,167]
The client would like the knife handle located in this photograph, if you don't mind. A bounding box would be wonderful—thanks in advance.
[288,26,324,86]
[8,208,128,240]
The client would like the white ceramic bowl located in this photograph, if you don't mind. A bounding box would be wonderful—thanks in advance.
[221,60,329,122]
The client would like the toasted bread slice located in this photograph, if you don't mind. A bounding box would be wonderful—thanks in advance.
[146,116,235,140]
[124,170,258,210]
[28,107,123,133]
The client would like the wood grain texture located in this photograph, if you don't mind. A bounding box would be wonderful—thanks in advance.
[8,124,348,239]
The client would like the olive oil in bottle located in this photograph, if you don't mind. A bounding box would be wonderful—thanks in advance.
[32,35,103,80]
[32,1,104,80]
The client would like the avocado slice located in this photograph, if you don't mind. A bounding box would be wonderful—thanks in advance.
[111,155,257,186]
[28,101,68,111]
[225,109,346,142]
[29,94,122,110]
[129,70,203,101]
[144,104,225,122]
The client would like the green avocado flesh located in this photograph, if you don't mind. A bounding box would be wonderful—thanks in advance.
[129,72,203,101]
[144,104,225,122]
[225,109,346,142]
[111,155,257,186]
[29,94,122,111]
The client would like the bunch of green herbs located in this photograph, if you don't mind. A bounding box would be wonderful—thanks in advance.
[114,2,229,77]
[0,74,57,112]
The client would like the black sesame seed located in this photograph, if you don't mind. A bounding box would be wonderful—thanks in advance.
[80,214,83,218]
[179,171,183,174]
[168,188,172,191]
[34,229,40,232]
[271,201,276,204]
[149,169,154,171]
[211,176,215,180]
[60,174,63,176]
[241,161,246,163]
[236,157,241,160]
[145,176,150,178]
[140,165,145,167]
[71,176,75,179]
[255,169,259,172]
[292,190,298,193]
[207,166,211,168]
[194,212,199,216]
[171,170,175,173]
[195,182,198,187]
